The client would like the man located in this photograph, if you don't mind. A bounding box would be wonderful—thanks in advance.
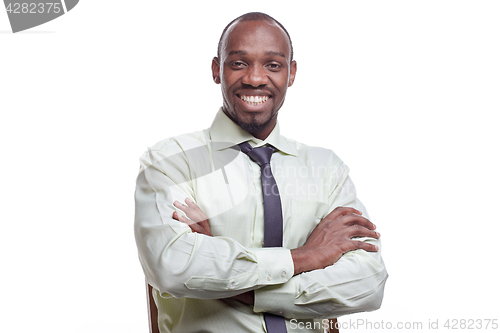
[135,12,388,333]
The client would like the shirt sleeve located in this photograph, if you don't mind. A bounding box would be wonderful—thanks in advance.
[134,144,295,300]
[253,162,388,319]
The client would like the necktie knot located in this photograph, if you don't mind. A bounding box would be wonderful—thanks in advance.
[238,142,275,167]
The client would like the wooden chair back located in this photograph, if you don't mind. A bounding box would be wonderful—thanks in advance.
[326,318,340,333]
[147,282,160,333]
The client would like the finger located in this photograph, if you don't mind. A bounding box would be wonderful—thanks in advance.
[175,199,212,236]
[185,197,200,211]
[347,224,380,239]
[173,211,190,224]
[188,223,207,234]
[350,240,379,253]
[185,198,209,221]
[174,200,201,222]
[174,200,190,213]
[340,213,376,230]
[326,206,362,221]
[173,211,192,226]
[174,200,196,214]
[174,211,207,234]
[194,218,212,236]
[175,199,206,223]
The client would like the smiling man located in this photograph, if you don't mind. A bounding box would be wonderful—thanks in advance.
[213,16,296,140]
[135,12,388,333]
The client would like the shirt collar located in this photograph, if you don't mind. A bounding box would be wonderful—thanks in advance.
[209,108,298,156]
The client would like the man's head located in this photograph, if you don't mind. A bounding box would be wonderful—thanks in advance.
[212,12,297,140]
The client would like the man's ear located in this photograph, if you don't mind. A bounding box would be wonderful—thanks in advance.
[212,57,221,84]
[288,60,297,87]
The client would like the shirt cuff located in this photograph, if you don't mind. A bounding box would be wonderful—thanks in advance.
[254,248,294,285]
[253,248,295,315]
[253,275,299,316]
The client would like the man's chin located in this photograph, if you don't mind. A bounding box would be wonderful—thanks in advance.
[223,106,276,135]
[235,113,277,135]
[236,120,268,135]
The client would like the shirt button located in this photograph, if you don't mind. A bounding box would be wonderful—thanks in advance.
[228,282,235,289]
[266,270,272,281]
[281,270,287,278]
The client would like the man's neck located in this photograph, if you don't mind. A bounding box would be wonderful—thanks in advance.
[251,123,275,141]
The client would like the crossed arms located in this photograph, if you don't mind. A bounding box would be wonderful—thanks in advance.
[135,145,388,319]
[173,199,380,306]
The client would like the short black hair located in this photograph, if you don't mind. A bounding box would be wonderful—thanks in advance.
[217,12,294,63]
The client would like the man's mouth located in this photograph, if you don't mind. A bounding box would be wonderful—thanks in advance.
[238,95,270,106]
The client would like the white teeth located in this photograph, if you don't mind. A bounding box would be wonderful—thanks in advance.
[239,95,269,105]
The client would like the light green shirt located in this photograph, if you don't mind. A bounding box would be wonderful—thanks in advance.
[134,108,388,332]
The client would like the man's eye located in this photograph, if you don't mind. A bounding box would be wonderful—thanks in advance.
[267,63,282,70]
[231,61,246,67]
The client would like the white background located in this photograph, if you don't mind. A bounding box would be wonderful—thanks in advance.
[1,1,499,332]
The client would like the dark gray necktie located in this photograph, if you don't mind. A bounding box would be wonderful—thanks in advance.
[239,141,287,333]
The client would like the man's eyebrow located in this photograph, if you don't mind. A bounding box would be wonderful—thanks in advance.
[265,50,286,58]
[228,50,247,56]
[227,50,286,58]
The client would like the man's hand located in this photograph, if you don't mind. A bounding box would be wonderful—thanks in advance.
[172,198,254,305]
[173,198,212,236]
[291,207,380,275]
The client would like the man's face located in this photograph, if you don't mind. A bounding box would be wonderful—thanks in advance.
[212,20,297,139]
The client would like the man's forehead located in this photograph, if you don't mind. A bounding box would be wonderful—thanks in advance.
[220,19,291,60]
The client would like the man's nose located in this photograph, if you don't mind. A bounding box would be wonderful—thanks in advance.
[242,66,268,87]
